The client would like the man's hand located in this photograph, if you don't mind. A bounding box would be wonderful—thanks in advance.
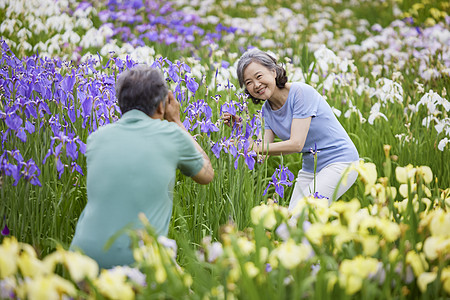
[164,91,181,123]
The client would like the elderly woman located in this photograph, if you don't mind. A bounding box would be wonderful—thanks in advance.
[70,65,214,269]
[224,48,359,209]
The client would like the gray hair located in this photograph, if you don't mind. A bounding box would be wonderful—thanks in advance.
[236,48,288,104]
[116,65,168,116]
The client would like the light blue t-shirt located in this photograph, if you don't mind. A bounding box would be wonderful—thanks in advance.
[262,82,359,173]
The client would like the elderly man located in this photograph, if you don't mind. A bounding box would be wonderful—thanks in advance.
[70,65,214,268]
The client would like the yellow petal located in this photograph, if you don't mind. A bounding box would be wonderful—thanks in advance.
[389,248,399,263]
[395,166,407,184]
[276,240,311,269]
[399,184,408,198]
[26,274,76,300]
[344,275,363,295]
[0,237,19,279]
[430,209,450,237]
[387,186,397,199]
[423,236,440,260]
[406,251,428,277]
[395,165,416,184]
[63,251,99,282]
[244,262,259,278]
[442,267,450,294]
[443,277,450,295]
[417,272,437,293]
[362,236,379,256]
[417,166,433,184]
[94,270,135,300]
[18,250,47,278]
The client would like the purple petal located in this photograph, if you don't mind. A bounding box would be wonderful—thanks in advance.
[275,184,284,198]
[211,142,221,159]
[16,127,27,142]
[244,154,255,170]
[5,111,22,131]
[25,120,35,134]
[263,182,272,196]
[1,224,9,236]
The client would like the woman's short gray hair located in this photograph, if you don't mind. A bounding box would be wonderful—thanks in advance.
[116,65,168,116]
[236,48,287,104]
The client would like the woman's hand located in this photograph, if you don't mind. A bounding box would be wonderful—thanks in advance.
[222,112,242,127]
[164,91,181,123]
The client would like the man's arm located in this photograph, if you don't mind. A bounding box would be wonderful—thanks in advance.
[164,91,214,185]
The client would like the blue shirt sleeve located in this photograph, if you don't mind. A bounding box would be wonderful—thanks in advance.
[292,83,320,119]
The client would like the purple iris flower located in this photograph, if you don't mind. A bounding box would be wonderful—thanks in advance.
[309,142,319,156]
[312,192,329,200]
[66,139,79,160]
[185,75,199,94]
[1,216,9,236]
[1,39,10,52]
[220,102,237,116]
[16,127,27,142]
[182,118,191,131]
[199,118,219,136]
[4,107,22,131]
[79,90,93,120]
[4,150,23,186]
[228,144,237,157]
[263,165,295,198]
[403,17,414,25]
[56,158,65,178]
[182,63,191,73]
[77,140,87,155]
[25,120,35,134]
[211,141,222,159]
[67,105,77,123]
[60,71,76,94]
[244,150,256,170]
[22,159,42,186]
[70,162,84,176]
[168,64,180,82]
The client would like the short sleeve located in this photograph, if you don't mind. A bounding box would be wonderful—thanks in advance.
[292,84,320,119]
[262,103,272,130]
[176,128,204,177]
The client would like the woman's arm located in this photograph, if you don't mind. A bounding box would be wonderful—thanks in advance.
[255,117,311,156]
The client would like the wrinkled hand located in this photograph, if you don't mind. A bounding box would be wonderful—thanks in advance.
[164,91,181,123]
[222,112,242,127]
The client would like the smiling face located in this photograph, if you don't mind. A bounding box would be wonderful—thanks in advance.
[243,62,277,101]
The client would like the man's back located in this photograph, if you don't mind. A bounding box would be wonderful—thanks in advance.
[70,109,204,268]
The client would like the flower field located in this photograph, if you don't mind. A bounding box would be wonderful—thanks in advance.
[1,0,450,298]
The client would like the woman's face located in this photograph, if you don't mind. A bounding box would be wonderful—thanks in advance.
[243,62,277,100]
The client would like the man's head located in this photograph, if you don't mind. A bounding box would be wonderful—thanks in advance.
[116,65,168,117]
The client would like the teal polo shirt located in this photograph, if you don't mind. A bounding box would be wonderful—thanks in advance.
[70,110,204,268]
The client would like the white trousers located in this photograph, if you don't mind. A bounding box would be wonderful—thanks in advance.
[288,160,359,211]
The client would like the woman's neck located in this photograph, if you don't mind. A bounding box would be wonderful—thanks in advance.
[268,83,291,110]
